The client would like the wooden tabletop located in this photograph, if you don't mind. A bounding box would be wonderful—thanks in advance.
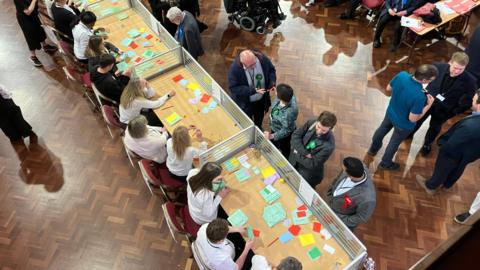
[220,148,351,269]
[148,66,241,147]
[410,0,480,35]
[93,9,170,68]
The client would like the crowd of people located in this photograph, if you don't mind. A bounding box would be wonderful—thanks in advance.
[3,0,480,269]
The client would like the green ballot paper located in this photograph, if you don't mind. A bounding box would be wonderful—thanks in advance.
[246,225,254,240]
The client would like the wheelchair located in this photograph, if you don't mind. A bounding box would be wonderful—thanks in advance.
[224,0,285,34]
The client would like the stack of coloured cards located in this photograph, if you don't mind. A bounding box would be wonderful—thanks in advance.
[260,185,281,204]
[262,203,287,228]
[234,168,251,182]
[307,247,322,261]
[292,209,312,225]
[261,166,280,185]
[165,112,182,126]
[298,233,316,247]
[127,28,141,38]
[227,209,248,227]
[223,158,240,172]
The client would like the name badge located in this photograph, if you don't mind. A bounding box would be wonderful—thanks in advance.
[436,94,445,102]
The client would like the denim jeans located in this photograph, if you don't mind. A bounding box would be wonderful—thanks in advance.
[368,115,412,166]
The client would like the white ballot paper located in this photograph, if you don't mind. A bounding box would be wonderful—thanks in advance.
[401,16,422,28]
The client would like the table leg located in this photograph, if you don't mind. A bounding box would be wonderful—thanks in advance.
[407,34,419,65]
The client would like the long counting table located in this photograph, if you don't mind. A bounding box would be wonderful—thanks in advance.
[86,1,368,269]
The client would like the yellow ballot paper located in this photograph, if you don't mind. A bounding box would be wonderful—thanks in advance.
[139,27,146,33]
[261,166,276,178]
[299,234,316,247]
[187,82,201,90]
[165,112,182,126]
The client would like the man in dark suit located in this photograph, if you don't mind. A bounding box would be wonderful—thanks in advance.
[228,49,276,128]
[166,6,204,60]
[417,90,480,195]
[326,157,376,231]
[466,26,480,87]
[409,52,477,156]
[289,111,336,188]
[50,0,80,41]
[373,0,421,51]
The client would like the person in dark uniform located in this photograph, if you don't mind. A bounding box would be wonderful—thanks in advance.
[14,0,58,67]
[148,0,178,36]
[0,85,37,144]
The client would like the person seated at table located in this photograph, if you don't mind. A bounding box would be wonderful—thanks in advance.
[289,111,337,188]
[93,28,121,54]
[119,75,175,126]
[85,35,121,73]
[187,162,231,225]
[466,25,480,87]
[90,54,131,104]
[251,255,303,270]
[326,157,376,231]
[72,11,96,62]
[166,125,208,182]
[373,0,421,52]
[263,83,298,158]
[50,0,80,41]
[124,115,169,164]
[195,218,254,270]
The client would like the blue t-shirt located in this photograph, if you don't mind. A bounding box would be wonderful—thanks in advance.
[386,71,426,130]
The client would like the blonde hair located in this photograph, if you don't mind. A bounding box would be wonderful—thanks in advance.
[120,73,146,109]
[85,35,106,58]
[172,126,191,160]
[450,52,469,66]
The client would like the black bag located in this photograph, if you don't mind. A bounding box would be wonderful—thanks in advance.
[422,7,442,24]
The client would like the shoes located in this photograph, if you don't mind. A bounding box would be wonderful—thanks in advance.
[378,162,400,170]
[272,20,281,29]
[30,56,43,67]
[415,174,436,195]
[339,12,354,20]
[306,1,315,7]
[323,1,339,7]
[367,150,377,156]
[454,212,471,224]
[441,185,452,192]
[43,44,58,54]
[29,131,38,144]
[373,39,381,48]
[279,13,287,20]
[420,145,432,156]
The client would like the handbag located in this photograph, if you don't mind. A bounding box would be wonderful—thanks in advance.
[413,3,442,24]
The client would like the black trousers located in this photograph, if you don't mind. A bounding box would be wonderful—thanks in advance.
[374,13,403,47]
[141,109,164,127]
[426,152,469,189]
[251,101,266,130]
[411,110,452,146]
[168,170,187,183]
[0,100,32,141]
[272,133,292,158]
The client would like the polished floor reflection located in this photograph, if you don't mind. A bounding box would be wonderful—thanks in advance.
[0,0,479,269]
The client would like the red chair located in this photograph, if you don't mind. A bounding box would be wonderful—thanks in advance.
[162,202,200,243]
[101,105,124,138]
[81,72,99,111]
[138,159,162,195]
[158,167,187,201]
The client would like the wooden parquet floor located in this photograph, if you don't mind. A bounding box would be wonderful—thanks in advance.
[0,0,479,269]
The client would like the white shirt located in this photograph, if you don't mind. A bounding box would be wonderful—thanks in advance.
[72,22,93,59]
[196,223,237,270]
[119,88,169,124]
[333,173,367,197]
[250,255,271,270]
[166,138,207,176]
[124,126,168,163]
[187,169,222,225]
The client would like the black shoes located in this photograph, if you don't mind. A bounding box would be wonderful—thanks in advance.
[43,44,58,54]
[379,162,400,171]
[454,212,471,224]
[373,39,381,48]
[339,12,354,20]
[279,13,287,20]
[420,145,432,156]
[30,56,42,67]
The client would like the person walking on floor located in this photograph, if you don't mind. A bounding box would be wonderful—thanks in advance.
[416,90,480,195]
[166,6,204,60]
[454,192,480,224]
[368,64,438,170]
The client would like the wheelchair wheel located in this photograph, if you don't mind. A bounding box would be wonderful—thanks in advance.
[239,16,256,32]
[256,25,266,35]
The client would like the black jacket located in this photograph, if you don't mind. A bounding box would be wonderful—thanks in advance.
[426,62,477,117]
[438,114,480,164]
[289,119,335,185]
[90,67,130,103]
[466,26,480,85]
[51,4,80,40]
[382,0,422,17]
[228,51,276,116]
